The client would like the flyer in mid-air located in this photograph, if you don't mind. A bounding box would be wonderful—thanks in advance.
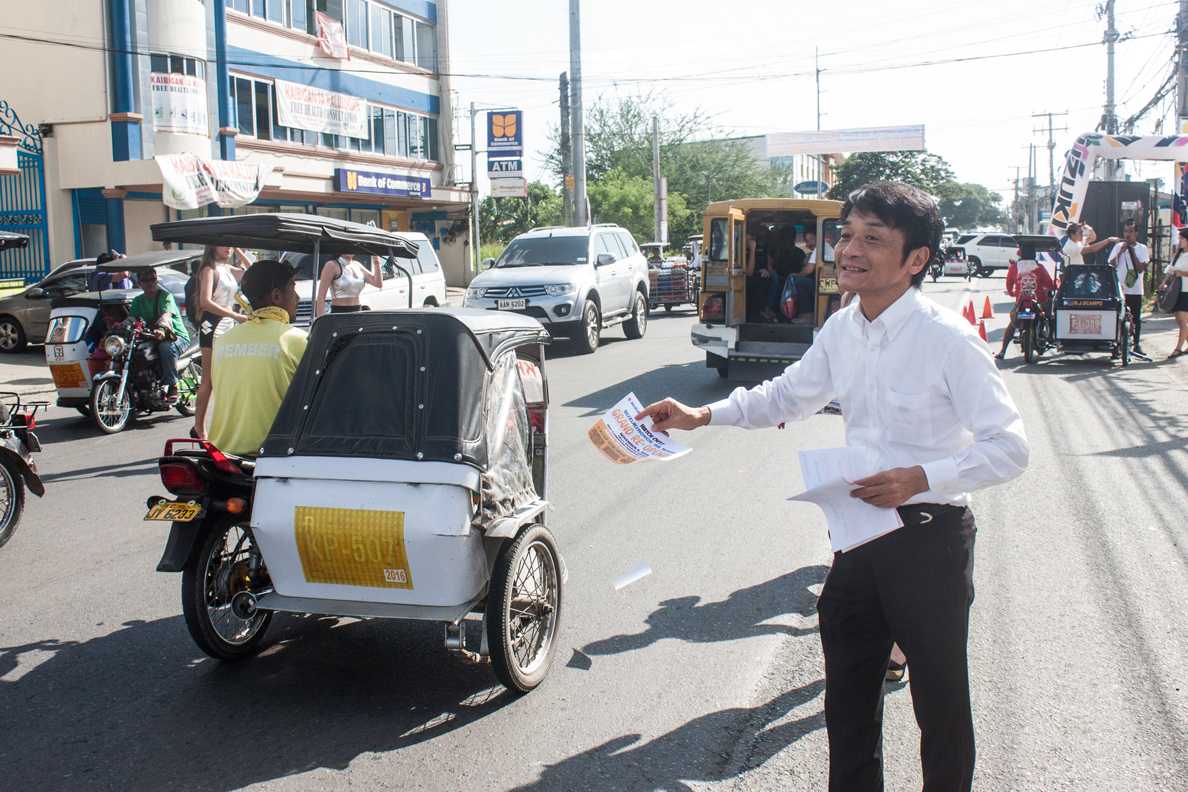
[588,392,692,464]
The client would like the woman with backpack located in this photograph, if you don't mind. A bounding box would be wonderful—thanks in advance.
[191,246,250,439]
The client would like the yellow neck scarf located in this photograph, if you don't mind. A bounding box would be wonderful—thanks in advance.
[234,293,291,324]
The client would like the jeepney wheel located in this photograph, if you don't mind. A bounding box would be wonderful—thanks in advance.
[176,361,201,417]
[572,300,600,355]
[488,524,562,693]
[1021,326,1034,364]
[182,518,272,661]
[624,292,648,339]
[91,378,131,434]
[0,459,25,549]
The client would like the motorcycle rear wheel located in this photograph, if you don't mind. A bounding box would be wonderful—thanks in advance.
[0,460,25,549]
[182,517,272,660]
[176,361,201,417]
[1022,325,1034,364]
[91,378,132,434]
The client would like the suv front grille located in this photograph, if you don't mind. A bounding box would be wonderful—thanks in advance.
[294,300,313,327]
[482,286,549,298]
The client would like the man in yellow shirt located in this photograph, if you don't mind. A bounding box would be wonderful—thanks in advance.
[208,260,307,456]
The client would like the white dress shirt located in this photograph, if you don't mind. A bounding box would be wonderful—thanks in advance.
[706,287,1029,506]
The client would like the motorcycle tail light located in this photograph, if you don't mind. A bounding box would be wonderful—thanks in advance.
[701,294,725,323]
[159,462,206,496]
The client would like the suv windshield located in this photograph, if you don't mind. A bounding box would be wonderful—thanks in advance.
[497,236,589,267]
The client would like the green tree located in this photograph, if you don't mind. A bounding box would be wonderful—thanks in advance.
[586,168,690,244]
[826,151,957,201]
[544,93,778,246]
[479,181,565,244]
[938,183,1008,229]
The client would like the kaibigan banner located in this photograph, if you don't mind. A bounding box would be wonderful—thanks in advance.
[156,153,273,210]
[273,79,367,139]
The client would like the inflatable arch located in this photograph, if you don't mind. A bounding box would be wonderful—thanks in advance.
[1049,133,1188,235]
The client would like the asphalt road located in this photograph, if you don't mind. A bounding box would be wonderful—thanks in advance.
[2,275,1187,791]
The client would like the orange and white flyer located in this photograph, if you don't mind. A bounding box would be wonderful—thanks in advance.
[588,393,692,464]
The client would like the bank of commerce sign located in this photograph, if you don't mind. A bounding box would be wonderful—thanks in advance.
[151,73,208,136]
[335,168,432,198]
[487,111,523,158]
[274,79,367,139]
[156,153,273,210]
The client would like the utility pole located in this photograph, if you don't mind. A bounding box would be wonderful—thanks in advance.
[1029,144,1038,233]
[569,0,588,226]
[1012,167,1021,232]
[653,116,662,244]
[815,46,824,186]
[1033,111,1068,197]
[470,101,479,271]
[1179,0,1188,130]
[559,72,574,227]
[1100,0,1125,179]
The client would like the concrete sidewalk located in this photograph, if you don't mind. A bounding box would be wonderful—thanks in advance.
[0,346,55,399]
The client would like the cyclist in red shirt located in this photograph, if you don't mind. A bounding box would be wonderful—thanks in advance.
[996,244,1056,360]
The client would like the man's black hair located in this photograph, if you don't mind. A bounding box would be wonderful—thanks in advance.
[840,182,943,288]
[95,251,117,265]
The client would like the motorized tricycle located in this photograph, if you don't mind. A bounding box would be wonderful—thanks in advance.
[1009,234,1061,364]
[1052,261,1132,367]
[146,214,564,693]
[644,243,699,313]
[0,392,45,549]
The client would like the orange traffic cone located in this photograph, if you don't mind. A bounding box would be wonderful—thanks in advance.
[978,320,988,342]
[964,302,977,325]
[981,296,994,319]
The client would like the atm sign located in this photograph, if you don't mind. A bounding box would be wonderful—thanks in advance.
[487,159,523,178]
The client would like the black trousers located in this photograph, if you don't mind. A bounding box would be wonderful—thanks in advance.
[1124,294,1143,346]
[817,503,977,792]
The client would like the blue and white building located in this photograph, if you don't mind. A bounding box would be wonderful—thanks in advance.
[1,0,471,285]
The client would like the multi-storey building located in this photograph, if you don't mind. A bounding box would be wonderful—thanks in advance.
[1,0,471,285]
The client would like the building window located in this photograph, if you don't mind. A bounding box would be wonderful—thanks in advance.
[343,0,434,71]
[230,0,312,34]
[151,53,206,80]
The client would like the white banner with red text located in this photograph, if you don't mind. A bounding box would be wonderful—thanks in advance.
[273,79,368,139]
[156,153,273,210]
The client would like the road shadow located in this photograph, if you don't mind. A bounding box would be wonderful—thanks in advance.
[562,360,736,417]
[583,566,828,657]
[0,614,517,792]
[509,678,826,791]
[39,458,158,482]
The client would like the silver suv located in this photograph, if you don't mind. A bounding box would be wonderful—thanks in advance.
[462,224,650,353]
[952,232,1017,277]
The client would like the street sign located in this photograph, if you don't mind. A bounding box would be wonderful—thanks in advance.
[488,110,523,159]
[487,159,523,178]
[491,178,528,198]
[794,180,829,195]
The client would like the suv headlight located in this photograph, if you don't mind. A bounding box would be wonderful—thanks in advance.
[104,336,126,357]
[465,287,486,300]
[544,283,577,296]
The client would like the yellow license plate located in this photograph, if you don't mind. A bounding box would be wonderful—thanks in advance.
[294,506,414,589]
[144,502,203,522]
[50,363,88,389]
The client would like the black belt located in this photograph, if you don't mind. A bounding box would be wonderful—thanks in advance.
[896,503,965,526]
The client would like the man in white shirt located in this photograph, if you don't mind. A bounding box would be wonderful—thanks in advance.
[637,182,1029,792]
[1108,221,1149,355]
[1062,221,1118,267]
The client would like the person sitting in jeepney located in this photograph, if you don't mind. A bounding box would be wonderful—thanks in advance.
[128,268,190,404]
[206,260,308,457]
[995,244,1056,361]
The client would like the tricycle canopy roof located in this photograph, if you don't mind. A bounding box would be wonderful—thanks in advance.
[150,213,420,258]
[0,231,30,251]
[262,309,549,467]
[50,290,140,310]
[1011,234,1063,253]
[93,249,201,273]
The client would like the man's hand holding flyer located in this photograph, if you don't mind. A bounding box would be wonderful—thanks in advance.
[588,393,692,464]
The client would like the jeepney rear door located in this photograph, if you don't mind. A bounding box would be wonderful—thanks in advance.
[726,208,747,326]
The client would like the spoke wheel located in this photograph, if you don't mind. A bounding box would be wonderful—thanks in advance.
[182,519,272,660]
[1022,325,1034,364]
[1120,322,1130,367]
[0,460,25,549]
[91,378,132,434]
[488,524,562,693]
[176,361,201,417]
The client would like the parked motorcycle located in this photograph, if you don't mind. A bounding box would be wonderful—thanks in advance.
[1015,289,1052,364]
[91,317,201,434]
[0,393,46,549]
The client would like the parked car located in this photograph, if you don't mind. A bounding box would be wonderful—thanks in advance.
[462,224,650,354]
[287,231,447,326]
[0,259,95,352]
[951,232,1017,277]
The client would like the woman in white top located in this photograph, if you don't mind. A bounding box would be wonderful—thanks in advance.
[1160,233,1188,359]
[1061,222,1118,266]
[193,245,250,439]
[314,254,382,317]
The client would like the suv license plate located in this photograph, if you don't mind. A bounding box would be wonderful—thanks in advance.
[497,299,527,310]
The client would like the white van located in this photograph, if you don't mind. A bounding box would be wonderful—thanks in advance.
[288,232,447,326]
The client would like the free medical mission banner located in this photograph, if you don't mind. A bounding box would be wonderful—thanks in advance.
[274,79,367,139]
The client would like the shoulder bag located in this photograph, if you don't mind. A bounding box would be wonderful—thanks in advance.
[1158,252,1182,312]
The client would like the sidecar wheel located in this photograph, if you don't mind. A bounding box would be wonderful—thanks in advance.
[182,518,272,660]
[91,379,131,434]
[0,460,25,549]
[487,524,562,693]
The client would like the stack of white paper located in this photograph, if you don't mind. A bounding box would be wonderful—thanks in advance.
[788,447,904,553]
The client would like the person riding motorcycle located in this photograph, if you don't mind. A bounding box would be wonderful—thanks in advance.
[206,260,308,457]
[128,268,190,404]
[995,245,1055,361]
